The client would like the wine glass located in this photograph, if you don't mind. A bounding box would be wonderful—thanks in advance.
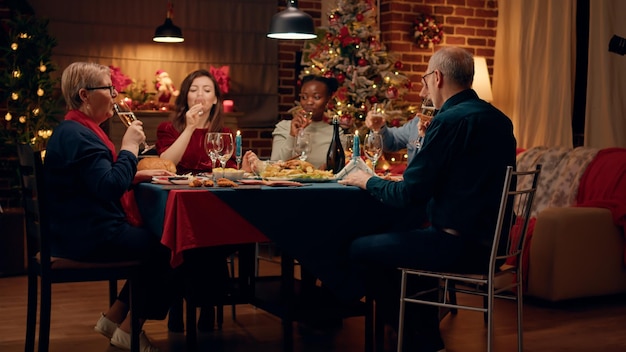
[363,132,383,171]
[344,134,354,159]
[216,132,234,177]
[415,98,435,151]
[113,100,155,154]
[205,132,221,180]
[293,131,312,161]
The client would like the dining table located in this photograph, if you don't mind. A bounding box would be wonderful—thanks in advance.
[132,179,419,351]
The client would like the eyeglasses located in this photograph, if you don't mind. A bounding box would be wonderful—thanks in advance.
[421,71,435,89]
[85,85,116,96]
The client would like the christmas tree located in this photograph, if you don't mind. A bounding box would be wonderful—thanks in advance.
[0,13,63,149]
[299,0,417,134]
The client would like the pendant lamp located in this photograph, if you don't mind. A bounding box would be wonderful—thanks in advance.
[267,0,316,40]
[153,0,184,43]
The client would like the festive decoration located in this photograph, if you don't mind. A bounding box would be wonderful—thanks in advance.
[210,65,230,95]
[0,14,63,148]
[412,13,443,48]
[299,0,417,133]
[109,65,133,92]
[124,79,157,110]
[154,69,179,105]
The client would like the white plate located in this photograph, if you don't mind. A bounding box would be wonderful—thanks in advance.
[265,176,336,183]
[152,176,209,185]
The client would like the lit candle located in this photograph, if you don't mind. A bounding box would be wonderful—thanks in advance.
[353,130,360,159]
[235,130,242,157]
[223,100,234,113]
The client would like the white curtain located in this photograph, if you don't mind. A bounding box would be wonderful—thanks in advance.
[586,0,626,148]
[493,0,576,149]
[29,0,278,128]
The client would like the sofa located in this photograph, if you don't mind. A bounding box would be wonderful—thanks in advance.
[514,146,626,302]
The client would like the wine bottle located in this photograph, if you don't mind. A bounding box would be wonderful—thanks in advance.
[326,116,345,174]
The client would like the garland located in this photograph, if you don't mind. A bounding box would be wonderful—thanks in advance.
[413,14,443,48]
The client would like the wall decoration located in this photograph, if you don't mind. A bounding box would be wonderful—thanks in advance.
[412,13,443,48]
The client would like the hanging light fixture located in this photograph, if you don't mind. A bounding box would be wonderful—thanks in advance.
[153,0,184,43]
[267,0,317,40]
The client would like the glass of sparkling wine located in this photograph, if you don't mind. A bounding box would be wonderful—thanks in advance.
[113,100,154,154]
[415,99,435,150]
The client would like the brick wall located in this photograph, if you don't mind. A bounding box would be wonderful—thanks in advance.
[241,0,498,159]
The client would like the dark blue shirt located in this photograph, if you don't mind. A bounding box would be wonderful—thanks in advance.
[366,89,516,246]
[44,120,138,259]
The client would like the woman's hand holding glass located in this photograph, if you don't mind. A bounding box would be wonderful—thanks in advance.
[290,107,314,136]
[114,100,153,154]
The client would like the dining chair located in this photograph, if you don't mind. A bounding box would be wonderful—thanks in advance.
[396,165,541,352]
[17,144,142,352]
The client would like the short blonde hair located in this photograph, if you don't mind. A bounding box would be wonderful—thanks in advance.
[61,62,111,110]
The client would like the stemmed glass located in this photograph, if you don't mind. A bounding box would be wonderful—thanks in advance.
[113,100,155,154]
[415,98,435,151]
[205,132,221,180]
[216,132,234,177]
[293,131,312,161]
[363,132,383,172]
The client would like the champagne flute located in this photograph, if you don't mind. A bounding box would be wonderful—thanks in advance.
[113,100,155,154]
[415,98,435,151]
[293,131,312,161]
[363,132,383,172]
[205,132,221,180]
[216,133,234,178]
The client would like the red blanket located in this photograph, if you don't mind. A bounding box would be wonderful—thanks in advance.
[576,148,626,264]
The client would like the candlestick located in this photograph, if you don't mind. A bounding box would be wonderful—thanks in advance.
[353,130,360,159]
[235,130,242,169]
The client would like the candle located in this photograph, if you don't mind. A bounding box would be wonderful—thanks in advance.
[235,130,242,157]
[353,130,360,158]
[223,100,234,113]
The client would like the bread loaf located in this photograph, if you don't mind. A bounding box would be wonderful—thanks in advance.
[137,157,177,173]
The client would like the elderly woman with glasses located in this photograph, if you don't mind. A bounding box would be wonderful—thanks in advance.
[44,62,177,352]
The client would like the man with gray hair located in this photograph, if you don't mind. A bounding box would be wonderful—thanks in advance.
[340,47,516,351]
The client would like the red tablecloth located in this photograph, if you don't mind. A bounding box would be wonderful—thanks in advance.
[161,190,268,267]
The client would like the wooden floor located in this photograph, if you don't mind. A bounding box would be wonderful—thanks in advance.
[2,257,626,352]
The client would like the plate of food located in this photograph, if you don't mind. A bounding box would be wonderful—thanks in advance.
[151,175,209,185]
[212,167,246,181]
[259,159,335,182]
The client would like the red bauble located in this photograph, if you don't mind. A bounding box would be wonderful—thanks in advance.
[358,58,368,66]
[339,114,353,129]
[336,73,346,84]
[391,118,401,127]
[394,61,403,69]
[324,71,333,78]
[356,13,364,21]
[386,86,399,100]
[369,96,378,103]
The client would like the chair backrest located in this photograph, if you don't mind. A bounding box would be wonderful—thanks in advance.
[490,165,542,275]
[17,144,51,270]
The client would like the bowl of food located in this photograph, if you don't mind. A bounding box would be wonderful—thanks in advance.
[213,167,245,181]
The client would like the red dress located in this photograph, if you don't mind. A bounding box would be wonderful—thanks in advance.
[156,122,237,175]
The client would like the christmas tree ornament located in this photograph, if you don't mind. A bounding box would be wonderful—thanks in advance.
[299,0,415,132]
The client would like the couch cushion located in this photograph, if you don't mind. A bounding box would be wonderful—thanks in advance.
[516,146,599,217]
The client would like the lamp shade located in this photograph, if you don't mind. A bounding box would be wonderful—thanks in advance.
[472,56,493,102]
[267,0,316,40]
[153,1,184,43]
[153,18,184,43]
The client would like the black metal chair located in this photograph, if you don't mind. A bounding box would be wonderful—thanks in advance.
[397,165,541,352]
[17,144,142,352]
